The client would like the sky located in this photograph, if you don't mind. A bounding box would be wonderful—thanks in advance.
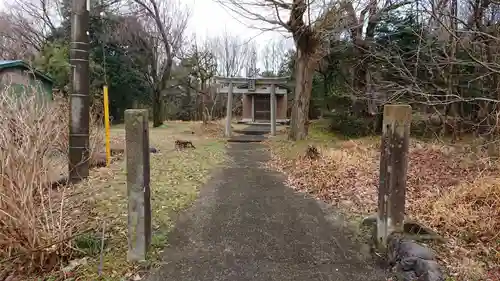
[186,0,294,49]
[186,0,295,72]
[188,0,263,38]
[0,0,291,43]
[0,0,295,70]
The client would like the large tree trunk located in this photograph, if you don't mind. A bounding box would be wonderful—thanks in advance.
[152,89,162,127]
[201,80,208,124]
[288,48,315,141]
[153,59,173,127]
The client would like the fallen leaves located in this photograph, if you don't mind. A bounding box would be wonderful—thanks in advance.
[62,258,88,273]
[266,135,500,281]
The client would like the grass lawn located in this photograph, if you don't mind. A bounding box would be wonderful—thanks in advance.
[37,121,226,281]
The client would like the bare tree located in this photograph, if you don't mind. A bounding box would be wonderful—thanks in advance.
[340,0,500,154]
[209,31,249,77]
[245,41,258,77]
[217,0,346,140]
[182,37,218,123]
[261,38,286,76]
[124,0,190,127]
[0,13,36,59]
[1,0,61,54]
[343,0,412,117]
[1,0,128,60]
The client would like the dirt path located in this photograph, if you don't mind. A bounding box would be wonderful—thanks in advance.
[146,142,389,281]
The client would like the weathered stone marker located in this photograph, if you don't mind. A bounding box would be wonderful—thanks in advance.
[377,104,411,250]
[125,109,152,262]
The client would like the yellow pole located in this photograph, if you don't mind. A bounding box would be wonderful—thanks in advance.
[103,85,111,166]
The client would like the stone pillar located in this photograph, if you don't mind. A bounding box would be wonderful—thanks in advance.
[377,104,411,250]
[225,82,233,137]
[270,84,276,136]
[125,109,152,262]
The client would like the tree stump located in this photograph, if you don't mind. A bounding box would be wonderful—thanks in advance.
[305,145,320,160]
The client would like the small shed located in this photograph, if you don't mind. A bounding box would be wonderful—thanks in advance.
[216,76,291,137]
[0,60,54,100]
[215,76,291,124]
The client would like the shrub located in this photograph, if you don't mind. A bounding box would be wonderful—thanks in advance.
[325,111,377,138]
[0,84,103,276]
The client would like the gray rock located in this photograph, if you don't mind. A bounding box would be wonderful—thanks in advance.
[398,240,435,261]
[417,271,445,281]
[400,270,419,281]
[414,259,443,280]
[395,257,444,281]
[387,234,404,264]
[386,235,444,281]
[398,256,419,271]
[149,147,159,153]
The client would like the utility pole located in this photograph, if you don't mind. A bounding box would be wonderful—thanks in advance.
[69,0,90,183]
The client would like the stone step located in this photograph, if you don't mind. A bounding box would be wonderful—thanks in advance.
[233,129,269,136]
[227,135,266,143]
[233,124,271,136]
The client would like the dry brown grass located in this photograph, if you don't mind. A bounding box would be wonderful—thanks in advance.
[266,122,500,281]
[0,85,103,277]
[193,120,226,137]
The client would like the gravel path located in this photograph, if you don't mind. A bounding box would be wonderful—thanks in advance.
[146,142,389,281]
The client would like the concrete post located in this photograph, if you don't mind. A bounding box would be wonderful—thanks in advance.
[270,84,276,136]
[225,82,234,137]
[125,109,152,262]
[377,104,411,250]
[68,0,90,182]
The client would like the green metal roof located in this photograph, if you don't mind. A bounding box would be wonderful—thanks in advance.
[0,60,54,84]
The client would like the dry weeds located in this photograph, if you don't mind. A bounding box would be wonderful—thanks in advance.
[0,81,227,280]
[266,126,500,281]
[0,85,103,277]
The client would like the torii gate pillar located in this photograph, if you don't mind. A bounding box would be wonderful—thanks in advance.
[270,84,276,136]
[225,82,233,137]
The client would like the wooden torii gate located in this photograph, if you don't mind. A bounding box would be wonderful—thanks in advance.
[215,76,290,138]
